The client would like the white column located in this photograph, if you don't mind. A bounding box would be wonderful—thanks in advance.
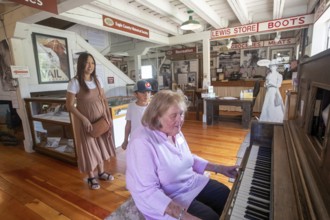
[202,38,210,123]
[134,55,141,81]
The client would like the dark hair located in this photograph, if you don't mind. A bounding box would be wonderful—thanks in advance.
[75,52,97,91]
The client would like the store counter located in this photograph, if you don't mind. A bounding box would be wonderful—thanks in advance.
[210,79,292,112]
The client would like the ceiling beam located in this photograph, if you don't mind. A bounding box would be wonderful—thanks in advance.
[59,5,170,45]
[57,0,95,13]
[135,0,186,24]
[180,0,228,28]
[91,0,182,36]
[273,0,285,19]
[227,0,251,25]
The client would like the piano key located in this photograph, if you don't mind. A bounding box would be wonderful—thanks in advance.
[230,198,270,220]
[246,205,270,218]
[248,197,270,211]
[226,144,273,219]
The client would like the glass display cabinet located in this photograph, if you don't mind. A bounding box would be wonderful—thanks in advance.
[24,97,76,165]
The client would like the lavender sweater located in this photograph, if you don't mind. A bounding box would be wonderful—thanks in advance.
[126,126,209,220]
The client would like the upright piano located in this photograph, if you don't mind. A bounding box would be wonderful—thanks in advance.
[221,49,330,220]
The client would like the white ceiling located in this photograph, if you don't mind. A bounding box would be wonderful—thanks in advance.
[0,0,318,55]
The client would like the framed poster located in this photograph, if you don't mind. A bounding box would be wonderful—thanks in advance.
[240,49,260,68]
[271,48,293,64]
[32,33,70,84]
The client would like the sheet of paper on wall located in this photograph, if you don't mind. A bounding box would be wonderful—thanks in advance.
[157,75,163,86]
[189,59,198,72]
[178,73,188,84]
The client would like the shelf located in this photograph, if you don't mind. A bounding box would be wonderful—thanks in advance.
[24,97,77,165]
[32,112,70,124]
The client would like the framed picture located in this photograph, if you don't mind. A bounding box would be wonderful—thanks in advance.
[32,33,70,84]
[240,49,260,67]
[270,48,294,64]
[188,72,197,86]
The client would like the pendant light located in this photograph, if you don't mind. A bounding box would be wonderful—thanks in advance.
[180,10,202,30]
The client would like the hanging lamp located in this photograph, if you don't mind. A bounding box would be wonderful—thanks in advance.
[180,10,202,30]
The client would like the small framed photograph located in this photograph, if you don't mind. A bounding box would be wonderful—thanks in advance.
[270,48,294,64]
[188,72,197,86]
[32,33,70,84]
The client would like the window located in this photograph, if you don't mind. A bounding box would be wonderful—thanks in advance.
[141,65,153,79]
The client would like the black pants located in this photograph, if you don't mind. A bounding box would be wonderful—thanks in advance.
[187,179,230,220]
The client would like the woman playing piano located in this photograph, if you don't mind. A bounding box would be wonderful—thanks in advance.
[126,90,238,220]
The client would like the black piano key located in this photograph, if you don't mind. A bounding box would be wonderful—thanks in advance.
[246,205,270,218]
[251,180,271,191]
[248,197,270,211]
[253,173,271,182]
[254,167,271,174]
[253,170,271,179]
[253,178,270,185]
[250,190,270,201]
[255,160,271,167]
[245,207,269,220]
[251,186,270,198]
[244,213,264,220]
[252,178,270,187]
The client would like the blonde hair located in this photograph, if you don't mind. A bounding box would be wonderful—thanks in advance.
[142,90,187,130]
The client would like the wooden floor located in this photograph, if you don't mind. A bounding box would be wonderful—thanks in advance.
[0,112,249,219]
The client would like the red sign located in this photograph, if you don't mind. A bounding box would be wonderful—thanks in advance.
[166,47,196,55]
[211,14,314,39]
[10,0,58,14]
[103,15,149,38]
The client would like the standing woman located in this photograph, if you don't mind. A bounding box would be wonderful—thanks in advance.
[66,52,116,190]
[259,59,284,122]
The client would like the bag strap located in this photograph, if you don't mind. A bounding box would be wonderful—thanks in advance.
[95,77,110,123]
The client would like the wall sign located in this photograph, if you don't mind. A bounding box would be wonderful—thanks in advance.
[212,38,296,51]
[10,66,30,78]
[211,14,314,39]
[32,33,70,84]
[10,0,58,14]
[103,15,149,38]
[166,47,197,55]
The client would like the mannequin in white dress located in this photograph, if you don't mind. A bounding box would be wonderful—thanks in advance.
[259,60,284,122]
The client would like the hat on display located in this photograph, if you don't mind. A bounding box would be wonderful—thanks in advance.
[257,59,278,68]
[134,80,153,92]
[268,59,278,67]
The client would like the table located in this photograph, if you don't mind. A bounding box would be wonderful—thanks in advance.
[205,97,254,128]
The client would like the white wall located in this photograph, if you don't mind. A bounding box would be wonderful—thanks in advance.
[311,7,330,56]
[10,22,134,152]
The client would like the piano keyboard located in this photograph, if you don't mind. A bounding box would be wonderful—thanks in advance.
[229,145,272,220]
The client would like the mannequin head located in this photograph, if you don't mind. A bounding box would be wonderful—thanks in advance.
[268,59,278,73]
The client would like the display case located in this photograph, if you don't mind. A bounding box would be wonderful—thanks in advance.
[24,97,76,164]
[110,104,129,148]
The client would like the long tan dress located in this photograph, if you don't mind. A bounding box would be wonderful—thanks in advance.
[73,87,116,173]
